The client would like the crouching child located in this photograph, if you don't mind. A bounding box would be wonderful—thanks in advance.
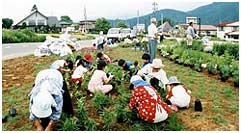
[166,76,191,111]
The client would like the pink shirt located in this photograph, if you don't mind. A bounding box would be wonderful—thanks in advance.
[88,70,109,91]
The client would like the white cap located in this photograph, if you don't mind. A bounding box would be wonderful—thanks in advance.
[151,59,164,68]
[31,90,57,118]
[130,75,143,84]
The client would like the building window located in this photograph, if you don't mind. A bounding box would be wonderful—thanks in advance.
[29,20,36,26]
[38,20,45,25]
[219,27,224,31]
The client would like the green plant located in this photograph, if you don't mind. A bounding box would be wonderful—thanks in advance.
[84,118,97,131]
[59,117,79,131]
[192,40,203,51]
[91,91,112,111]
[101,108,116,130]
[219,65,230,81]
[231,62,239,87]
[76,96,88,123]
[212,116,227,124]
[207,56,218,75]
[167,113,185,130]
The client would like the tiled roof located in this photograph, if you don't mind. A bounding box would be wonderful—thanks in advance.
[216,21,238,27]
[193,24,217,31]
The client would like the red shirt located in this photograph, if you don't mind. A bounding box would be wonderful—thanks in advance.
[129,86,171,123]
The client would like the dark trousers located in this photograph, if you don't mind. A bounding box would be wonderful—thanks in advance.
[62,80,74,115]
[97,42,105,50]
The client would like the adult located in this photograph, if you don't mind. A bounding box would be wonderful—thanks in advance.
[148,18,159,62]
[186,22,196,48]
[137,59,169,90]
[128,75,171,123]
[97,31,106,50]
[29,69,70,131]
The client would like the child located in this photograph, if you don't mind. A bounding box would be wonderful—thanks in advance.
[50,59,73,72]
[166,76,191,111]
[141,53,151,68]
[84,53,93,69]
[118,59,133,71]
[88,60,114,94]
[96,52,111,64]
[71,59,88,85]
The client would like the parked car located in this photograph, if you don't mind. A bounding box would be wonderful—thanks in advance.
[120,28,131,40]
[107,28,122,42]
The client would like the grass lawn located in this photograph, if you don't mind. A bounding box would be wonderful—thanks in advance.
[2,44,239,131]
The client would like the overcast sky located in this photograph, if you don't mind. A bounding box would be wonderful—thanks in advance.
[2,0,214,24]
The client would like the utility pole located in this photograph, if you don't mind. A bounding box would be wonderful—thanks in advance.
[137,10,139,25]
[84,5,87,33]
[152,2,158,17]
[161,13,163,25]
[198,18,201,37]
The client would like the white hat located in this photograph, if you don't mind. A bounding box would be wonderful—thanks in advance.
[167,76,181,84]
[151,18,157,23]
[151,59,164,68]
[99,31,103,35]
[31,90,57,118]
[130,75,143,84]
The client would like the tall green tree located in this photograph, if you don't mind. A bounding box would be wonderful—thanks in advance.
[2,18,13,29]
[157,18,172,27]
[95,17,111,34]
[116,21,128,28]
[60,16,73,23]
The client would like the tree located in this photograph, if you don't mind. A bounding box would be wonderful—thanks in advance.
[117,21,128,28]
[2,18,13,29]
[157,18,172,27]
[60,16,73,23]
[95,17,111,34]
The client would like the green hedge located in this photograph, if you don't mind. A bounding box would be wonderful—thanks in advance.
[212,43,239,60]
[2,29,46,43]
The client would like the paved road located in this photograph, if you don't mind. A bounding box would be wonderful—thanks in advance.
[2,40,94,60]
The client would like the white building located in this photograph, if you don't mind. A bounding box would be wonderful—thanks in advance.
[186,17,198,24]
[217,21,239,41]
[14,5,60,31]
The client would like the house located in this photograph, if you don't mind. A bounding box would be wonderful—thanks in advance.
[193,24,217,36]
[217,21,239,41]
[79,20,96,33]
[59,21,72,33]
[158,22,173,32]
[14,5,60,32]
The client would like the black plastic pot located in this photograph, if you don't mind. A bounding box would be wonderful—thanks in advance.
[194,99,202,112]
[2,115,7,123]
[9,108,17,117]
[117,115,124,123]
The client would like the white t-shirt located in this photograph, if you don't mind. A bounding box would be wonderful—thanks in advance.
[169,85,191,108]
[148,23,158,38]
[50,60,65,69]
[71,66,88,79]
[138,64,169,87]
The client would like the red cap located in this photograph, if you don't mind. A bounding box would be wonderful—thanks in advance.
[84,53,93,62]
